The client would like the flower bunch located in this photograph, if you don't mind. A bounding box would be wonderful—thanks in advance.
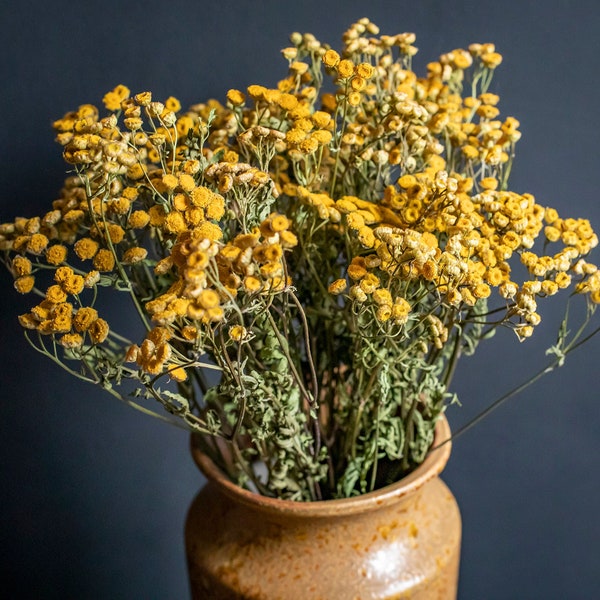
[2,18,598,500]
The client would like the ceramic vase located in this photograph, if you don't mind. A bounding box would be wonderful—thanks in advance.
[185,416,461,599]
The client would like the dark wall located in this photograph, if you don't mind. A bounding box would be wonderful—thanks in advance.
[1,1,598,598]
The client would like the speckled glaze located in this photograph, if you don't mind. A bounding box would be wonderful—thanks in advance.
[185,417,460,599]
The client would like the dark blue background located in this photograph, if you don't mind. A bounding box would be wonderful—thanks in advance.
[1,1,598,598]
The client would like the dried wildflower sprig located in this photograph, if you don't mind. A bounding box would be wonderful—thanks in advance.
[2,18,599,500]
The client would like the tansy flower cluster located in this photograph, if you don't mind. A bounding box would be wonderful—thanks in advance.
[1,18,598,502]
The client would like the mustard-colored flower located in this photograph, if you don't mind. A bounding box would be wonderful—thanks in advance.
[74,238,99,260]
[89,318,109,344]
[197,289,220,310]
[247,84,267,100]
[27,233,49,254]
[165,212,187,234]
[229,325,248,342]
[46,245,67,266]
[50,302,73,333]
[337,59,355,79]
[168,366,187,382]
[122,247,148,264]
[195,222,223,242]
[46,285,68,304]
[127,210,151,229]
[328,278,347,295]
[14,276,35,294]
[103,85,130,111]
[226,89,246,106]
[242,275,261,293]
[59,333,84,349]
[12,255,32,277]
[73,307,99,332]
[93,249,116,272]
[359,273,380,294]
[164,96,181,112]
[134,91,152,106]
[322,49,340,68]
[162,174,179,191]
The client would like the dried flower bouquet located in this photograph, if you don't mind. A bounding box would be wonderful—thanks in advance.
[2,18,599,500]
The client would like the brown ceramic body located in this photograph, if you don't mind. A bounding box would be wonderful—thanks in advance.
[185,417,461,599]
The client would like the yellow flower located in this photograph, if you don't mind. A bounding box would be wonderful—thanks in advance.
[12,255,32,276]
[244,276,262,293]
[473,283,491,299]
[312,129,333,145]
[290,61,308,75]
[360,273,380,294]
[277,93,298,111]
[421,259,438,281]
[122,247,148,264]
[134,91,152,106]
[337,59,355,79]
[73,307,99,332]
[165,212,187,234]
[346,212,365,231]
[103,85,130,111]
[93,249,116,272]
[196,222,223,242]
[355,62,374,79]
[27,233,49,254]
[226,89,246,106]
[322,49,340,68]
[89,318,110,344]
[374,305,391,322]
[480,177,498,191]
[190,186,213,208]
[280,230,298,248]
[59,333,84,349]
[262,244,283,262]
[312,111,332,129]
[300,137,319,154]
[481,52,503,68]
[46,285,67,304]
[14,276,35,294]
[197,289,220,310]
[372,288,392,306]
[164,96,181,112]
[229,325,248,341]
[541,280,559,296]
[554,272,572,289]
[178,173,196,193]
[328,278,347,295]
[247,84,267,100]
[516,325,533,340]
[46,245,67,265]
[347,258,368,280]
[349,285,367,303]
[544,207,559,224]
[260,261,283,279]
[168,366,187,382]
[347,92,362,107]
[392,298,411,323]
[74,238,99,260]
[205,195,226,221]
[50,302,73,333]
[162,174,179,191]
[357,226,375,248]
[127,210,151,229]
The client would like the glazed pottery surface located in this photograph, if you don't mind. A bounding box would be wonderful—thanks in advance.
[185,417,461,599]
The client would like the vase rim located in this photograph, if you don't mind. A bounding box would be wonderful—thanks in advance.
[191,415,452,517]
